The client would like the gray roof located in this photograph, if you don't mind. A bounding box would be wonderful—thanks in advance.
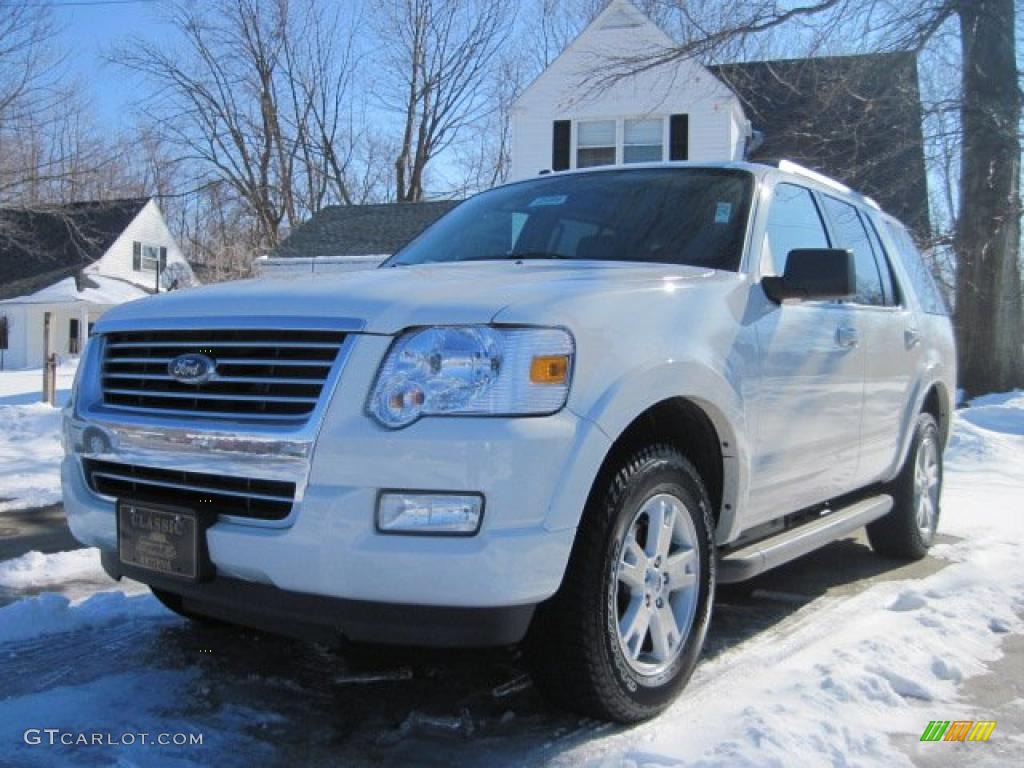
[0,198,150,300]
[271,201,462,259]
[710,52,930,234]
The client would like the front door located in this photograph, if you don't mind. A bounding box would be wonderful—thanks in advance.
[746,182,866,524]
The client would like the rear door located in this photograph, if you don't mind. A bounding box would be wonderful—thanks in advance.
[818,196,917,487]
[748,182,866,524]
[859,213,927,481]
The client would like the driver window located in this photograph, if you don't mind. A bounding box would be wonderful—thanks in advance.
[761,183,830,276]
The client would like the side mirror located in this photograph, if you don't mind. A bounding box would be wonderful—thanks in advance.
[761,248,855,303]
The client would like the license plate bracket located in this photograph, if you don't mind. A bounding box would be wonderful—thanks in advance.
[117,501,213,582]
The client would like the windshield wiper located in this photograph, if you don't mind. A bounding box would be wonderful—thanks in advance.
[390,251,570,266]
[458,251,568,262]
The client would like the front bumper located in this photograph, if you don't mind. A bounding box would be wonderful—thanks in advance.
[100,551,535,647]
[62,334,612,626]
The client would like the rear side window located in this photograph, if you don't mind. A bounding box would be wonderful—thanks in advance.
[863,214,900,306]
[821,196,885,306]
[762,183,830,276]
[885,221,949,315]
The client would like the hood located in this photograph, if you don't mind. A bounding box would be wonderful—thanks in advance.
[96,261,726,335]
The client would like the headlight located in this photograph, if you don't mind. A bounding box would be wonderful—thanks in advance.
[368,326,574,428]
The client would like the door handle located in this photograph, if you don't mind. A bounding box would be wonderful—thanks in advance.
[836,325,859,348]
[905,327,922,348]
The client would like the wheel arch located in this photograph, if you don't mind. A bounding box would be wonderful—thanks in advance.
[544,359,751,542]
[921,382,952,446]
[888,377,953,481]
[581,395,744,544]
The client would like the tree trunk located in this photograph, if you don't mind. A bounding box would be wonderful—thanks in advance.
[953,0,1023,396]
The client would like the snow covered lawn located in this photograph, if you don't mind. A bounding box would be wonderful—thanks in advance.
[0,362,76,513]
[0,388,1020,766]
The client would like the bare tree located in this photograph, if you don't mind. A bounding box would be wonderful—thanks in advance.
[0,1,60,130]
[445,53,524,196]
[113,0,374,251]
[377,0,511,202]
[582,0,1022,395]
[952,0,1022,395]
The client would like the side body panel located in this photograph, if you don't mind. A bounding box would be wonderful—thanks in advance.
[494,270,760,544]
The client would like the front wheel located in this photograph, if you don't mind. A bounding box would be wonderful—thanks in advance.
[525,444,715,722]
[867,412,943,559]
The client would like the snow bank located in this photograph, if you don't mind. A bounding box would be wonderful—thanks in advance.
[0,362,76,512]
[0,402,65,512]
[0,590,168,645]
[0,549,101,591]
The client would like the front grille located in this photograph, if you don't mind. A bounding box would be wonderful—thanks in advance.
[84,459,295,521]
[101,328,346,422]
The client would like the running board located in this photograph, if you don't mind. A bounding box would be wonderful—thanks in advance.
[717,494,893,583]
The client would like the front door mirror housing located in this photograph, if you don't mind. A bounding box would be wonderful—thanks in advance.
[761,248,856,303]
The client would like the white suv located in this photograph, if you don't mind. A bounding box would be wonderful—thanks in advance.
[62,162,955,722]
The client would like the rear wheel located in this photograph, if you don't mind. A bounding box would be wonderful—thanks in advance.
[867,412,942,559]
[525,444,715,722]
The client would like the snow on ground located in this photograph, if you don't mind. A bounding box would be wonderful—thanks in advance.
[558,392,1024,768]
[0,362,76,513]
[0,548,149,607]
[555,393,1024,768]
[0,388,1021,766]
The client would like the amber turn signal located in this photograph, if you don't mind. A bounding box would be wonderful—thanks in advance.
[530,355,570,384]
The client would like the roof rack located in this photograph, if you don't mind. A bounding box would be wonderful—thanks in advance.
[776,159,881,211]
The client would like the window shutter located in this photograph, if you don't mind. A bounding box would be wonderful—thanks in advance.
[552,120,571,171]
[669,114,689,161]
[132,241,141,271]
[159,247,168,271]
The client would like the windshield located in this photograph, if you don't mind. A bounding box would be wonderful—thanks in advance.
[386,168,754,271]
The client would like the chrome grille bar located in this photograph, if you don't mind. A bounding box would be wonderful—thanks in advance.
[100,328,346,422]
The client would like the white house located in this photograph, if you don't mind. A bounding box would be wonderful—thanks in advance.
[259,0,928,276]
[0,198,193,370]
[508,0,750,181]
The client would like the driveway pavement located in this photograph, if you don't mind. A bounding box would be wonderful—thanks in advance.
[2,507,1019,766]
[0,503,80,562]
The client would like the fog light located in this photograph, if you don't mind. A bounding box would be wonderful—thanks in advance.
[377,493,484,536]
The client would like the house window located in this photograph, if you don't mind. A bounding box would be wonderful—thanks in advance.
[69,318,80,355]
[141,244,160,270]
[132,241,164,272]
[624,119,663,163]
[576,120,617,168]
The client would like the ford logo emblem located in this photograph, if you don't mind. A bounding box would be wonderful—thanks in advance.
[168,353,216,385]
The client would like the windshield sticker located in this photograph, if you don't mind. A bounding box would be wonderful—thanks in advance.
[714,202,732,224]
[529,194,568,207]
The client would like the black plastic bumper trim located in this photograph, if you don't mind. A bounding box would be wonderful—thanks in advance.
[101,550,535,648]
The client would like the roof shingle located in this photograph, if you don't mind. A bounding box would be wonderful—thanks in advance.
[0,198,150,300]
[271,201,461,259]
[710,52,930,234]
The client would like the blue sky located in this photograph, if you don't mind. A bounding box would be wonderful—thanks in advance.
[50,0,173,121]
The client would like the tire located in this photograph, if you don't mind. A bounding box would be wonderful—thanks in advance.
[150,587,223,625]
[524,444,715,723]
[867,412,943,559]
